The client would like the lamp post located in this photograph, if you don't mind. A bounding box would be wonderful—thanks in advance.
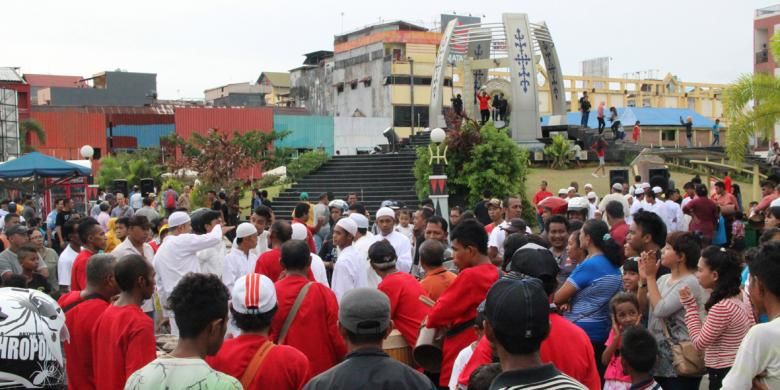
[80,145,94,210]
[428,128,449,218]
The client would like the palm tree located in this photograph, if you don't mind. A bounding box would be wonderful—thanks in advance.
[723,31,780,164]
[19,119,46,152]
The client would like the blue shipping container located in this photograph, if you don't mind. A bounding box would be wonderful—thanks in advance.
[273,115,334,156]
[108,124,175,148]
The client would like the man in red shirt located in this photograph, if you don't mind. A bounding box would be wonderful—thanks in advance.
[755,180,779,214]
[605,201,630,248]
[368,240,430,348]
[255,221,292,281]
[533,180,553,207]
[57,254,119,390]
[207,273,310,389]
[292,202,320,253]
[711,181,739,215]
[92,254,157,389]
[477,90,491,125]
[70,217,107,291]
[457,247,600,389]
[427,219,500,387]
[682,184,719,243]
[270,240,346,376]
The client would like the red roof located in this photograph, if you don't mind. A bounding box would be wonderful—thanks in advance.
[24,74,86,88]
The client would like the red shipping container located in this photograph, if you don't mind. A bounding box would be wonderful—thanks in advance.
[30,111,107,160]
[174,107,275,179]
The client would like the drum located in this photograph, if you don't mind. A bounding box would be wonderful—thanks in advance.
[383,329,413,365]
[414,326,444,373]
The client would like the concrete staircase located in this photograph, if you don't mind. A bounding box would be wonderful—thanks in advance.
[271,151,419,220]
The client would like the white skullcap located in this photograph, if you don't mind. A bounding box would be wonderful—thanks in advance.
[167,211,191,228]
[232,274,276,314]
[584,183,593,189]
[336,217,358,237]
[641,182,651,189]
[376,207,395,220]
[350,213,369,229]
[652,186,663,194]
[567,187,576,192]
[635,188,645,195]
[558,188,567,195]
[612,182,623,191]
[291,223,308,241]
[587,191,597,200]
[236,222,257,239]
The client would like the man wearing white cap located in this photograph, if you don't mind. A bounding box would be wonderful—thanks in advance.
[153,211,227,336]
[291,222,330,287]
[558,188,567,199]
[331,217,369,302]
[222,222,258,291]
[586,192,598,219]
[598,183,630,224]
[644,187,675,232]
[373,207,413,273]
[350,213,381,288]
[566,187,577,199]
[629,187,646,219]
[206,273,311,389]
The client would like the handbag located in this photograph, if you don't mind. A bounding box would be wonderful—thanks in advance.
[661,321,705,376]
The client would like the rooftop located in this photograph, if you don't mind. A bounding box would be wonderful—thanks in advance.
[0,67,24,83]
[335,20,428,42]
[24,74,86,88]
[257,72,290,88]
[756,5,780,18]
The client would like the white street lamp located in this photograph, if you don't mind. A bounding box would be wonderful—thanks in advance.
[80,145,94,159]
[430,128,446,144]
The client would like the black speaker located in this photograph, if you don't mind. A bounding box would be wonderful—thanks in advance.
[112,179,128,197]
[609,169,629,187]
[649,168,670,192]
[140,178,155,197]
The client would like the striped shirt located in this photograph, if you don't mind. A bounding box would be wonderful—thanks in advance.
[490,364,588,390]
[565,254,623,342]
[682,295,755,369]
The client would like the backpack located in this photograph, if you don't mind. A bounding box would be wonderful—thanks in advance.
[165,190,176,209]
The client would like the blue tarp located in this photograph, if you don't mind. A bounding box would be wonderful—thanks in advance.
[0,152,91,178]
[542,107,716,128]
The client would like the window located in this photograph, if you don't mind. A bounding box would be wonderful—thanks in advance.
[662,129,676,141]
[336,83,344,93]
[393,105,430,127]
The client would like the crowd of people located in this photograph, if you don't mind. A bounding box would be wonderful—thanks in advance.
[1,171,780,390]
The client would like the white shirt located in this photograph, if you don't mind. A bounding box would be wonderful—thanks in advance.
[197,237,228,277]
[112,238,156,312]
[664,200,684,233]
[629,198,645,220]
[222,246,252,292]
[57,245,80,287]
[154,225,223,313]
[588,202,598,219]
[722,317,780,390]
[374,231,413,273]
[309,252,330,287]
[331,245,369,302]
[232,231,270,273]
[130,192,143,210]
[449,343,476,390]
[354,234,381,288]
[488,221,532,260]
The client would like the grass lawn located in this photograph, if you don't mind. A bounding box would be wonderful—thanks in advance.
[238,183,291,219]
[525,165,757,203]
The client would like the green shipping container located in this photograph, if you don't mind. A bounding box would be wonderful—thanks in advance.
[273,115,334,156]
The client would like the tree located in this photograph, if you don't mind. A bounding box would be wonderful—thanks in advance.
[97,150,163,189]
[19,119,45,152]
[163,129,288,187]
[723,30,780,164]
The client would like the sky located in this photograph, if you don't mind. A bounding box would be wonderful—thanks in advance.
[6,0,779,99]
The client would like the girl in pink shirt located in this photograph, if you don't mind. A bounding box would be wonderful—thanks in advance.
[602,293,642,390]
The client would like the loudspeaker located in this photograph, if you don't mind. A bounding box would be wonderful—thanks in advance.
[649,168,670,192]
[112,179,128,197]
[140,178,155,197]
[609,169,629,187]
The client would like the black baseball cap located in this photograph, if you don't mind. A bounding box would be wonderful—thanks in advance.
[509,247,560,280]
[501,218,528,234]
[485,278,550,340]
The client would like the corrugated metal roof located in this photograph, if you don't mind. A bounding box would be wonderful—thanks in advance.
[0,67,24,83]
[32,105,177,115]
[257,72,290,88]
[110,124,174,148]
[24,74,86,88]
[274,115,334,155]
[541,108,717,128]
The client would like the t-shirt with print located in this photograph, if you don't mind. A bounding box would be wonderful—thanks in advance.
[125,355,242,390]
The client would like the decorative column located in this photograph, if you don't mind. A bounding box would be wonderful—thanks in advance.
[428,128,449,218]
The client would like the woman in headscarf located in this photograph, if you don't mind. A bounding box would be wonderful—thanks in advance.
[104,217,121,252]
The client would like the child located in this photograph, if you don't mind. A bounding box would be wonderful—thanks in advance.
[18,244,51,294]
[602,293,642,390]
[748,201,759,219]
[449,303,486,390]
[632,121,641,144]
[395,209,414,242]
[622,259,640,295]
[620,326,662,390]
[731,211,746,250]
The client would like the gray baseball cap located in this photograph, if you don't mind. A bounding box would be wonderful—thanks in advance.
[339,288,390,335]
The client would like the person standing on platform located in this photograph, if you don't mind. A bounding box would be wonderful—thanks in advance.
[426,219,500,388]
[478,90,491,125]
[579,92,591,127]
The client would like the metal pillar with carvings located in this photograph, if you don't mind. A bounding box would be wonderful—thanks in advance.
[428,128,449,218]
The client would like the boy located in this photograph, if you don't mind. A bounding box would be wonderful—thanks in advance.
[620,326,662,390]
[18,244,51,293]
[126,273,241,389]
[622,258,640,295]
[395,209,414,242]
[70,217,108,291]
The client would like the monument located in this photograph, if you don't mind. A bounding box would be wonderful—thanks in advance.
[429,13,567,142]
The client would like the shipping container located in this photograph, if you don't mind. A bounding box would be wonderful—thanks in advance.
[30,111,107,160]
[110,124,175,148]
[274,115,334,156]
[174,107,274,140]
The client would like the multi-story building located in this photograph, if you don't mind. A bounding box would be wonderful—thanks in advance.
[257,72,290,106]
[0,67,31,123]
[36,70,156,107]
[204,82,264,105]
[290,51,335,116]
[754,5,780,75]
[24,74,87,105]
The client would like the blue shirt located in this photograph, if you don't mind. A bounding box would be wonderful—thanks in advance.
[565,254,622,342]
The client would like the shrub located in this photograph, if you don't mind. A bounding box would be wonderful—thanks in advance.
[287,150,329,181]
[544,134,571,169]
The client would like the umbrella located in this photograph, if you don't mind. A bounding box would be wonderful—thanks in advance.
[537,196,568,215]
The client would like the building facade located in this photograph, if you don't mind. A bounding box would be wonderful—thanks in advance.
[754,5,780,75]
[204,82,264,104]
[36,71,156,107]
[257,72,290,106]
